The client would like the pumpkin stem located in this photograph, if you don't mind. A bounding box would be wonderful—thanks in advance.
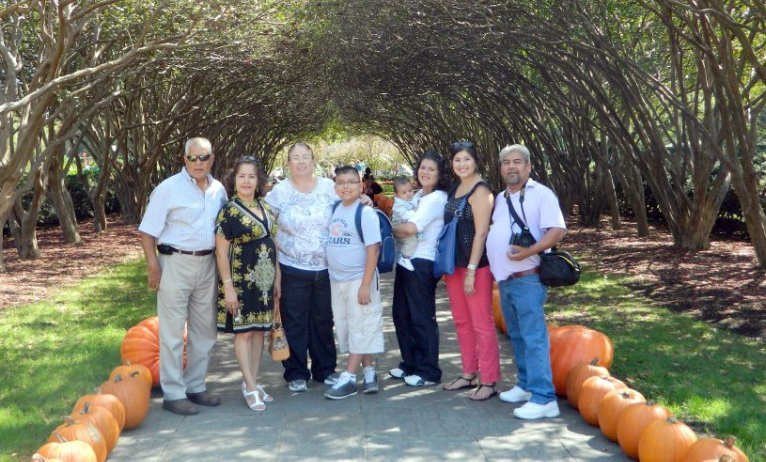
[667,416,679,424]
[50,431,67,443]
[130,371,141,378]
[82,402,91,414]
[723,436,737,448]
[114,374,124,382]
[31,455,46,462]
[126,360,132,366]
[719,455,736,462]
[646,400,656,406]
[590,358,600,365]
[62,416,76,425]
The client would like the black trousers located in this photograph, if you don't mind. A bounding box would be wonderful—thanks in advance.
[279,264,337,382]
[391,258,442,382]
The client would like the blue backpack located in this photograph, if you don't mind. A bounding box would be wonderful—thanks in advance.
[332,201,396,273]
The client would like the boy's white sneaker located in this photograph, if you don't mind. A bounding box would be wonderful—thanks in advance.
[499,385,532,403]
[513,401,560,420]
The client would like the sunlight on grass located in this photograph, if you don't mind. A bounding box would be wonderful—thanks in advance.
[0,258,155,461]
[547,271,766,461]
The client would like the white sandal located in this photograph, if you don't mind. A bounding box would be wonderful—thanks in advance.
[244,389,266,411]
[257,384,274,403]
[243,381,274,403]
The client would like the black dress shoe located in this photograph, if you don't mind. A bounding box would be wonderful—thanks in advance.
[186,391,221,406]
[162,398,199,415]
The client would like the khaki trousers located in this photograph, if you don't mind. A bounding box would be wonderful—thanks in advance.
[157,252,217,401]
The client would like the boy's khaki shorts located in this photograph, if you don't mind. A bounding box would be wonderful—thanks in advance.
[330,277,384,354]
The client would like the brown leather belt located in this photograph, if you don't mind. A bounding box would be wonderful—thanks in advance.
[505,267,540,281]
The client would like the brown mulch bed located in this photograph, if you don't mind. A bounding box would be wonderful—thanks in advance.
[1,217,142,309]
[2,215,765,340]
[561,218,766,340]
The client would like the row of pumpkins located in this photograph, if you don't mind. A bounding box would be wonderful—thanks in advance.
[32,317,168,462]
[490,286,749,462]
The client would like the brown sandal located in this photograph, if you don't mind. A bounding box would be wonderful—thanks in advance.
[443,375,478,391]
[470,383,498,401]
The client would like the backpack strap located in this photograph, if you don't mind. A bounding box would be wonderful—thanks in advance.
[334,200,367,243]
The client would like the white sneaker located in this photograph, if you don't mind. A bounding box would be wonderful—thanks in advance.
[513,401,560,420]
[389,368,406,379]
[404,374,437,387]
[499,385,532,403]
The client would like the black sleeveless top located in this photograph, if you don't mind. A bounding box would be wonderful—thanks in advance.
[444,181,490,268]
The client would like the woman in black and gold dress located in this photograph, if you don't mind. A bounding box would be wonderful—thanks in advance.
[215,156,280,411]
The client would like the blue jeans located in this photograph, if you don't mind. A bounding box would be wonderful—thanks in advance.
[498,273,555,404]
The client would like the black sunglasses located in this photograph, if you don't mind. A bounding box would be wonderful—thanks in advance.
[451,141,475,150]
[186,154,212,162]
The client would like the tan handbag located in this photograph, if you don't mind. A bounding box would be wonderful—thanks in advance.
[269,298,290,362]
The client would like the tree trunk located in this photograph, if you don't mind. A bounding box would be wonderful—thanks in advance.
[47,150,82,244]
[616,162,649,236]
[602,166,621,230]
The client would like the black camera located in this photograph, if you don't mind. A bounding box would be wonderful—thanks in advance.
[510,229,536,248]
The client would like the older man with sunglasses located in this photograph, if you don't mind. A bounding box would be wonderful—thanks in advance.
[139,137,227,415]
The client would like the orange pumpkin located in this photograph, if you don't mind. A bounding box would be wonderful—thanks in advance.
[565,358,610,408]
[681,436,749,462]
[70,402,120,453]
[48,417,107,462]
[37,433,97,462]
[577,375,627,425]
[100,373,151,430]
[32,455,64,462]
[598,388,646,441]
[616,401,673,459]
[638,416,698,462]
[491,284,508,335]
[121,316,186,387]
[548,325,613,395]
[109,361,153,391]
[72,389,126,431]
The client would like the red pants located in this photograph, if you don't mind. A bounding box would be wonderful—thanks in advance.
[444,266,501,383]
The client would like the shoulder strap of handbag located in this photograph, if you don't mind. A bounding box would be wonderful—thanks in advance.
[451,181,483,223]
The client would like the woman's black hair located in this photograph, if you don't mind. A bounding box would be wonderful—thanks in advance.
[414,150,452,192]
[224,156,268,199]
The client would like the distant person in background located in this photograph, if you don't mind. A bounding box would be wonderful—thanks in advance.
[138,137,226,415]
[215,156,279,412]
[363,173,383,202]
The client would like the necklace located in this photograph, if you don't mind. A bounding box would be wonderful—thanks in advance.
[238,197,259,208]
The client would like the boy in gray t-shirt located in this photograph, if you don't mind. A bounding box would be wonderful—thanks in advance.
[325,166,383,400]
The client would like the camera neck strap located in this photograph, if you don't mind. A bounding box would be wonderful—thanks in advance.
[504,186,530,231]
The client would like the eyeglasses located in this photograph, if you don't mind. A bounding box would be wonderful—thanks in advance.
[451,141,475,151]
[335,180,360,187]
[186,154,212,162]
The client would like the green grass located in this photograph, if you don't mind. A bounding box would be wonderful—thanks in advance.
[0,258,155,461]
[546,268,766,461]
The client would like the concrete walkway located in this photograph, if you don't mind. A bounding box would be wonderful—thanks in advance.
[109,274,629,461]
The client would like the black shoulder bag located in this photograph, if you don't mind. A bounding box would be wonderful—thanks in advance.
[505,189,581,287]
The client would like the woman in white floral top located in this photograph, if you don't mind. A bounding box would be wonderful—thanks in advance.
[265,143,372,392]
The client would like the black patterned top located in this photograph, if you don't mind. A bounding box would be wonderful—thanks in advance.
[215,198,278,333]
[444,182,490,269]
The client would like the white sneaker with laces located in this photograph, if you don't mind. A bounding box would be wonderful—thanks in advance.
[499,385,532,403]
[513,401,560,420]
[389,368,406,379]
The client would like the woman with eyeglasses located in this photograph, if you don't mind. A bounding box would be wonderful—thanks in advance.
[215,156,279,411]
[389,151,451,387]
[265,143,372,392]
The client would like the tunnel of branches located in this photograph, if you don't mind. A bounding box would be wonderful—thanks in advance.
[1,0,765,269]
